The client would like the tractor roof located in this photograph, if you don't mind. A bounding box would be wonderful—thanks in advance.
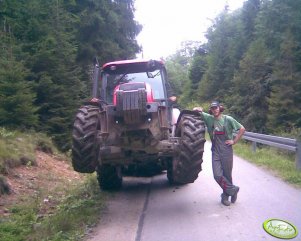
[102,59,165,75]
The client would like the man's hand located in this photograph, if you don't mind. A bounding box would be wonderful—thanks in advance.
[225,140,235,146]
[169,96,177,102]
[193,107,203,112]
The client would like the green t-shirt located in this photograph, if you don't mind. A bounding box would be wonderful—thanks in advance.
[201,112,243,141]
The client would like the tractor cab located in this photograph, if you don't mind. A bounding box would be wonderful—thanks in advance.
[98,59,169,105]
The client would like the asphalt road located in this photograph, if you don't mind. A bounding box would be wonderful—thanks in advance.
[86,142,301,241]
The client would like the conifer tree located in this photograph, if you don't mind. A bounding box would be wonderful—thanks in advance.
[0,33,38,128]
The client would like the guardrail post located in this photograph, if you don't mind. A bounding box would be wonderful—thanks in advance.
[252,141,257,152]
[296,139,301,170]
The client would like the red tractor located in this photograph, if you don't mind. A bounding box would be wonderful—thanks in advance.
[72,59,205,190]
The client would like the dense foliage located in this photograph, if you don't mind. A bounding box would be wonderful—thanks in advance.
[1,0,300,151]
[0,0,141,150]
[168,0,301,136]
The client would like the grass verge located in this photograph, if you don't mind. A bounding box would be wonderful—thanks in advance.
[0,127,57,174]
[233,141,301,188]
[0,175,105,241]
[0,127,106,241]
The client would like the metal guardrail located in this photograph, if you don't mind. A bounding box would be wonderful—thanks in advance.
[241,131,301,170]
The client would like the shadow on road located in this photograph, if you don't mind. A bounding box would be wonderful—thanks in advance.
[112,172,187,195]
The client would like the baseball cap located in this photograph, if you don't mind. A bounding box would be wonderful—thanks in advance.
[210,101,220,108]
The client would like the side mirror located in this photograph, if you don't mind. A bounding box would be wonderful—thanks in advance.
[147,72,154,78]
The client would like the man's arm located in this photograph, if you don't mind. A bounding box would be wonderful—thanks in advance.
[193,107,215,141]
[165,79,177,101]
[234,126,246,144]
[225,126,245,145]
[193,107,203,112]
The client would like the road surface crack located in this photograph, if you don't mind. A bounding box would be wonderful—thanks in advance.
[135,177,152,241]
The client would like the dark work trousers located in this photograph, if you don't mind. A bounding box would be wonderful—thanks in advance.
[212,130,237,196]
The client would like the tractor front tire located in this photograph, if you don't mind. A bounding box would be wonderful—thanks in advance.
[72,105,100,173]
[168,114,206,184]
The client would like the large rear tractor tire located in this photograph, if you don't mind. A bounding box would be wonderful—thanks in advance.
[97,165,122,190]
[72,105,100,173]
[168,114,206,184]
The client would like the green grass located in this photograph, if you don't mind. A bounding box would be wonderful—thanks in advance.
[0,127,57,174]
[0,175,105,241]
[0,128,106,241]
[0,198,39,241]
[29,175,105,241]
[233,141,301,187]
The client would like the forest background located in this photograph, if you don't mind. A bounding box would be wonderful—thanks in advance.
[0,0,300,152]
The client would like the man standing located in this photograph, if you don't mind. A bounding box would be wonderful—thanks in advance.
[193,101,245,206]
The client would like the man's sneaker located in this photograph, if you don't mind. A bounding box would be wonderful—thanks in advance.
[221,193,231,206]
[231,186,240,203]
